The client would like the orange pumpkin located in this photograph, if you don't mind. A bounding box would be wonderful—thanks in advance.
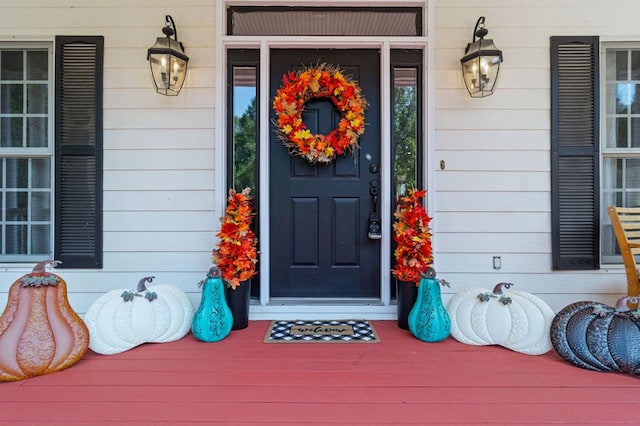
[0,260,89,382]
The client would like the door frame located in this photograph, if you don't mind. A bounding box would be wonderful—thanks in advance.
[215,1,435,319]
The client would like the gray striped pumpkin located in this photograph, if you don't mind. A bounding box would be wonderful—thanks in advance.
[550,296,640,376]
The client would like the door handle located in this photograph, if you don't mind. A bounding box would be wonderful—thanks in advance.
[368,180,382,240]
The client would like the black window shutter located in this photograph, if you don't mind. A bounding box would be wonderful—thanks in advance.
[550,36,599,270]
[54,36,104,268]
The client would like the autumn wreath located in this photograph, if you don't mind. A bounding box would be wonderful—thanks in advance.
[272,63,368,164]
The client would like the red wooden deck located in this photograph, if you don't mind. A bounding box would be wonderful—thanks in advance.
[1,320,638,425]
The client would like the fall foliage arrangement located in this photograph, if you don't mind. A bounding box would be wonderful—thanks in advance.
[272,63,367,164]
[392,189,434,284]
[212,188,258,289]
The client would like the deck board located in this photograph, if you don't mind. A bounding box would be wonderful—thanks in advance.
[1,320,639,424]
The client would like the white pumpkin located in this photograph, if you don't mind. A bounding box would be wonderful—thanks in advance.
[446,283,554,355]
[85,276,194,355]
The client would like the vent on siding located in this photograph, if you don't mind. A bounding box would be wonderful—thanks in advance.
[55,36,103,268]
[551,36,599,270]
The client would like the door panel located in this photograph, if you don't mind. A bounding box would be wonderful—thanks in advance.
[270,49,381,298]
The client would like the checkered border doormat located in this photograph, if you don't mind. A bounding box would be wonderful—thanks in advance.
[263,319,380,343]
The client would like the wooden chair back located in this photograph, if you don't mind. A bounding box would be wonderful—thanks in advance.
[608,205,640,297]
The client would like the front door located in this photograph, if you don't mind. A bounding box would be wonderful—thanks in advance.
[269,49,381,299]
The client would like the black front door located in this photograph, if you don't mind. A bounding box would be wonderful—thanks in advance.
[269,49,381,298]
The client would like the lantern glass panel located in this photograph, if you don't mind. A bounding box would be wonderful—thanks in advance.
[148,37,188,96]
[462,53,501,97]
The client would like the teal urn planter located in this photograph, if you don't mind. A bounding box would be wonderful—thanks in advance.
[408,267,451,342]
[191,266,233,342]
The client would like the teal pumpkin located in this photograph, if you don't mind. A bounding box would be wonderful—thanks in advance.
[191,267,233,342]
[408,268,451,342]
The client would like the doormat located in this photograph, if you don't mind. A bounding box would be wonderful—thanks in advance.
[263,319,380,343]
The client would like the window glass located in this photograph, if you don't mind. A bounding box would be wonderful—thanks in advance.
[632,51,640,80]
[1,51,22,80]
[27,83,47,114]
[390,50,423,298]
[603,156,640,262]
[392,67,418,200]
[227,50,259,298]
[27,117,47,147]
[27,51,47,80]
[1,84,23,114]
[232,66,257,193]
[1,117,22,147]
[0,46,52,261]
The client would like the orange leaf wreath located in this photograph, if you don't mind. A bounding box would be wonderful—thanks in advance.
[272,63,368,164]
[392,189,433,284]
[212,188,258,289]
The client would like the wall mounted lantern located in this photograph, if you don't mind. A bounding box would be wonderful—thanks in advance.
[460,16,503,98]
[147,15,189,96]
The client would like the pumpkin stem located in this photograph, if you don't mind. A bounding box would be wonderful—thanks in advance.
[615,296,640,312]
[206,266,222,279]
[136,276,155,292]
[32,260,61,273]
[20,260,62,287]
[492,282,513,295]
[420,267,436,279]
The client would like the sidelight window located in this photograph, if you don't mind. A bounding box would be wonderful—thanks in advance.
[227,50,259,195]
[390,49,423,297]
[391,50,423,202]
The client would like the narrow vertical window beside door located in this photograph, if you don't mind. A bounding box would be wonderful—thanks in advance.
[231,66,257,193]
[390,49,423,298]
[392,67,419,200]
[227,49,259,297]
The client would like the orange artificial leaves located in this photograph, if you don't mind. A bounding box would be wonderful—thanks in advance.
[212,188,258,289]
[392,189,434,284]
[273,63,368,164]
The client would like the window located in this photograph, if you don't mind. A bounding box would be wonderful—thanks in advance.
[391,49,423,201]
[0,37,103,267]
[550,38,640,267]
[602,45,640,263]
[226,49,259,296]
[392,63,421,201]
[0,45,52,262]
[227,50,258,194]
[550,39,640,268]
[391,49,423,296]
